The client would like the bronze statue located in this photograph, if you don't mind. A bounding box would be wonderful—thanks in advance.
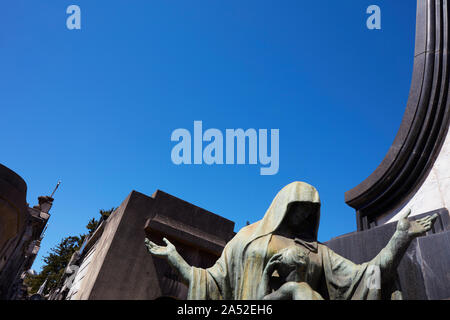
[145,182,437,300]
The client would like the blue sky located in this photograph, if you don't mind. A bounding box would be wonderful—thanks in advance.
[0,1,417,271]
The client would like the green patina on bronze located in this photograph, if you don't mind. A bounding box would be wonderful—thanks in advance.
[145,182,438,300]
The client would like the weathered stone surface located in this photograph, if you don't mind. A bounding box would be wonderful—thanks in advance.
[0,164,51,300]
[326,208,450,300]
[0,164,28,260]
[66,190,234,300]
[378,128,450,225]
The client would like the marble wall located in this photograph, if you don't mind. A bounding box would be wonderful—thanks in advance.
[377,125,450,225]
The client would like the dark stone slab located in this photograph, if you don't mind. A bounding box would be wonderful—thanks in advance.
[326,208,450,300]
[415,231,450,300]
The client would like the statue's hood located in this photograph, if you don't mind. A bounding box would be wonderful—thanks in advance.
[248,181,321,246]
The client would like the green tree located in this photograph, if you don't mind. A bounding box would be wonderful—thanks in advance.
[25,207,116,295]
[85,207,115,236]
[85,217,99,235]
[100,207,114,220]
[25,236,82,294]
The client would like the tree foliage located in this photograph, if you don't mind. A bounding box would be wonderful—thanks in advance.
[85,207,115,236]
[24,207,116,295]
[25,236,82,294]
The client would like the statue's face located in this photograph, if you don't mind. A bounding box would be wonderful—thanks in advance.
[286,202,316,228]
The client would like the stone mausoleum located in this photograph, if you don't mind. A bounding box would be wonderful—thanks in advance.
[0,164,54,300]
[58,190,235,300]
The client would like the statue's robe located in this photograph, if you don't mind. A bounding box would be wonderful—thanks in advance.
[188,182,400,300]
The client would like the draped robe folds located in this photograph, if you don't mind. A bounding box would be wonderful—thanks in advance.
[188,182,400,300]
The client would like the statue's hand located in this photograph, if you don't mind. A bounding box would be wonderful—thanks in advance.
[259,252,283,299]
[145,237,176,258]
[396,209,438,238]
[263,252,283,277]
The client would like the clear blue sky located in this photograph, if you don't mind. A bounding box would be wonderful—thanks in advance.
[0,1,416,271]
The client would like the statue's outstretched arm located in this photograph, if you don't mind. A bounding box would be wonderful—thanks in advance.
[145,237,192,286]
[371,209,438,281]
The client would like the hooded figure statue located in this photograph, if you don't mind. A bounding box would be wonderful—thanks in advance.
[145,182,437,300]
